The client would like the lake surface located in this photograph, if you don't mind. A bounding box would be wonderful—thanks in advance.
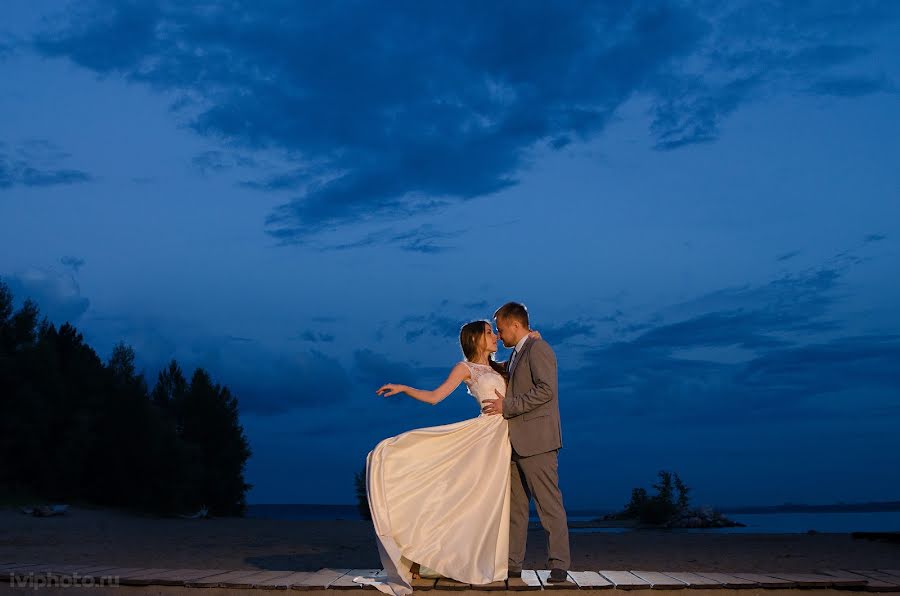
[247,504,900,533]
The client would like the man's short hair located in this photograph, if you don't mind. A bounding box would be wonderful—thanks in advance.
[493,302,529,328]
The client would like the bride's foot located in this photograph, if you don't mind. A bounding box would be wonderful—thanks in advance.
[410,563,421,580]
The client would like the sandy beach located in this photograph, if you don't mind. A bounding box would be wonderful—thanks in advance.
[2,505,898,572]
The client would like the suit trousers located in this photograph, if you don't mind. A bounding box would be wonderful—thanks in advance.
[508,448,570,571]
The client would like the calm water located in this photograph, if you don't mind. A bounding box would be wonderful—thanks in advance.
[247,504,900,533]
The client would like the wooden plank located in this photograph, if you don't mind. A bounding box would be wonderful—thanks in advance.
[124,567,232,585]
[65,565,122,577]
[116,567,182,585]
[156,568,235,584]
[599,570,652,590]
[817,570,899,592]
[849,571,900,585]
[537,569,577,589]
[62,566,148,580]
[659,572,723,588]
[185,569,269,587]
[411,577,438,591]
[254,571,318,588]
[322,568,354,588]
[472,580,508,591]
[766,572,864,587]
[435,577,470,590]
[801,573,866,587]
[631,571,687,589]
[117,568,174,585]
[243,570,305,588]
[568,570,613,589]
[692,572,759,588]
[294,568,353,590]
[730,573,798,588]
[769,572,831,587]
[320,569,355,589]
[507,570,542,591]
[330,569,383,589]
[522,570,543,589]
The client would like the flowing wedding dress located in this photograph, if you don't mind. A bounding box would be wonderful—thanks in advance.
[356,361,511,596]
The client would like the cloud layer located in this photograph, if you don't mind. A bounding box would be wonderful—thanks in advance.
[0,140,92,189]
[31,1,898,241]
[566,256,900,424]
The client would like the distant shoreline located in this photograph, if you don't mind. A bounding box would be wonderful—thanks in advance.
[247,501,900,515]
[719,501,900,514]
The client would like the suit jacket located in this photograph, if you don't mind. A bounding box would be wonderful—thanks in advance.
[502,336,563,457]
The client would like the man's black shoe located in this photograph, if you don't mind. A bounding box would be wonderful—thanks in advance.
[507,570,522,579]
[547,568,568,583]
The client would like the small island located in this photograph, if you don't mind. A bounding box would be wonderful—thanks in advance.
[572,470,745,530]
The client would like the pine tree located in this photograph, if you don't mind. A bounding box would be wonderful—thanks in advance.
[181,368,252,516]
[151,360,188,431]
[0,279,252,516]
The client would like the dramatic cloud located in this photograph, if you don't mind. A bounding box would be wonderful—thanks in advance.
[776,250,801,262]
[399,311,464,343]
[808,75,895,97]
[565,260,900,423]
[296,330,335,343]
[353,349,421,389]
[537,320,596,345]
[1,268,91,324]
[60,256,85,272]
[0,140,92,189]
[190,341,354,415]
[329,224,457,253]
[60,309,355,416]
[30,1,898,241]
[192,150,258,175]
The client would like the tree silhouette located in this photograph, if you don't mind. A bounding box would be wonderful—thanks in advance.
[181,369,253,516]
[355,466,372,521]
[151,360,188,430]
[0,278,253,516]
[620,469,689,524]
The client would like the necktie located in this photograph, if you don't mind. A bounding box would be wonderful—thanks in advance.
[509,348,517,370]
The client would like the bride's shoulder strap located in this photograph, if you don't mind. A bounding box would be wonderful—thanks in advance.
[459,360,475,380]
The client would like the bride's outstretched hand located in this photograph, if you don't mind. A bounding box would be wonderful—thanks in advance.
[377,383,404,397]
[529,329,542,339]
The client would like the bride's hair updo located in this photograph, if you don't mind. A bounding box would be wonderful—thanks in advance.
[459,320,508,380]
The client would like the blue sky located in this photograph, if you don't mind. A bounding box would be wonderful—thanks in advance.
[1,0,898,510]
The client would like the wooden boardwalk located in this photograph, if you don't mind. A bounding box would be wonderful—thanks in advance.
[1,563,899,591]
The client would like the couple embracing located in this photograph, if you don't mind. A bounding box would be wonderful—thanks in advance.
[356,302,570,596]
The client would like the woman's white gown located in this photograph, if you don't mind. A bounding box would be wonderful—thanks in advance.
[357,361,511,596]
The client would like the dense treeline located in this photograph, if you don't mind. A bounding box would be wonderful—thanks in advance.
[0,279,252,516]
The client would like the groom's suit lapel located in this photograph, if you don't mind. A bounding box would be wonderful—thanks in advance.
[509,336,534,379]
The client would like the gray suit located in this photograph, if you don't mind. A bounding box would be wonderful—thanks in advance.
[502,336,570,572]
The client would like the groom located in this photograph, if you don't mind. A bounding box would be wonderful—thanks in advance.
[482,302,570,583]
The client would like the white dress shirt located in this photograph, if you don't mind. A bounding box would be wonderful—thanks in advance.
[509,333,530,370]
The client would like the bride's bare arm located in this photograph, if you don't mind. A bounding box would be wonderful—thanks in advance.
[377,362,470,405]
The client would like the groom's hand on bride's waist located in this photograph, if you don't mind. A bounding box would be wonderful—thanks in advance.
[481,390,505,416]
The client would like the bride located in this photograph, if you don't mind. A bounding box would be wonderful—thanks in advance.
[355,320,539,596]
